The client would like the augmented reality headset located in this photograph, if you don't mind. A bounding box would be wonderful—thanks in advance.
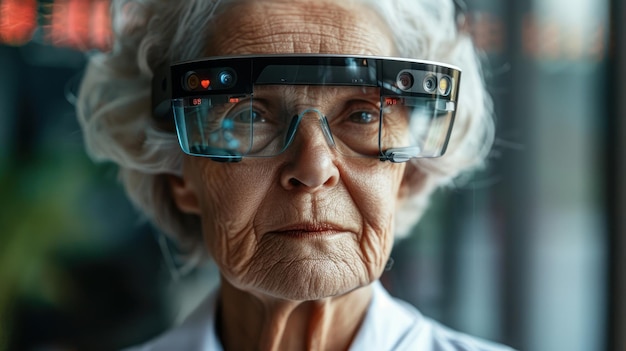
[152,55,461,163]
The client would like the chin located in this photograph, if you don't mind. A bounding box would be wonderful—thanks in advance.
[244,260,376,301]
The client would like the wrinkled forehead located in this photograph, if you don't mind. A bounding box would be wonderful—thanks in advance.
[207,0,395,56]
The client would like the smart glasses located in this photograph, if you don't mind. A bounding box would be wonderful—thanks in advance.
[152,55,461,163]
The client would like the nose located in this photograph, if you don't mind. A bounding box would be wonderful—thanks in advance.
[279,110,340,192]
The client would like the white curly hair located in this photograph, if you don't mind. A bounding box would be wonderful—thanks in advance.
[76,0,494,260]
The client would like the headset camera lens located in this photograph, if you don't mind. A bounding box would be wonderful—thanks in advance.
[397,72,414,91]
[219,71,234,86]
[423,75,437,93]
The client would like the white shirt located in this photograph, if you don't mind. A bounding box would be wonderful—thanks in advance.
[127,281,517,351]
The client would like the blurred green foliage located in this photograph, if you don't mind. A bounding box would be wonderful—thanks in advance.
[0,144,117,350]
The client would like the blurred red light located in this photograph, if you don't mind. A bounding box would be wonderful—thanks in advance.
[90,0,112,51]
[45,0,111,51]
[0,0,37,46]
[48,0,91,50]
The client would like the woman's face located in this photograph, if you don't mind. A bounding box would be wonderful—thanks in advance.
[171,0,408,300]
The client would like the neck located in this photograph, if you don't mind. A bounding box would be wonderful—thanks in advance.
[217,278,373,351]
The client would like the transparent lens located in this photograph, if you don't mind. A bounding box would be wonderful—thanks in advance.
[380,96,455,158]
[173,87,455,160]
[173,95,295,159]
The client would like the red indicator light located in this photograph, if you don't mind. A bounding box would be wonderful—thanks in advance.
[192,98,202,106]
[229,97,240,103]
[385,98,399,105]
[201,79,210,89]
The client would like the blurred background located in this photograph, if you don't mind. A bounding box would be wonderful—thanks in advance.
[0,0,623,350]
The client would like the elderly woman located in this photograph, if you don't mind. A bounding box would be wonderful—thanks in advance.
[76,0,513,350]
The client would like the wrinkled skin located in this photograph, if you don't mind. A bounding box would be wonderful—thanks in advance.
[169,0,414,349]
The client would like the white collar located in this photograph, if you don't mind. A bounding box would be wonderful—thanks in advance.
[129,280,514,351]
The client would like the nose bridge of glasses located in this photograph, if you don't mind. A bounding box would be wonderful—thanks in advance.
[284,108,336,150]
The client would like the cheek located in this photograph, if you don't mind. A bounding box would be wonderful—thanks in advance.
[191,163,275,277]
[349,164,405,229]
[342,163,406,275]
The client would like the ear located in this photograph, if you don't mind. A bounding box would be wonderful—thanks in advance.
[398,164,428,201]
[167,174,201,215]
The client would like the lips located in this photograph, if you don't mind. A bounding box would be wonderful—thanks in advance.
[270,222,349,238]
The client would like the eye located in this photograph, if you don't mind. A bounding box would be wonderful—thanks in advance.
[232,109,266,123]
[348,111,378,124]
